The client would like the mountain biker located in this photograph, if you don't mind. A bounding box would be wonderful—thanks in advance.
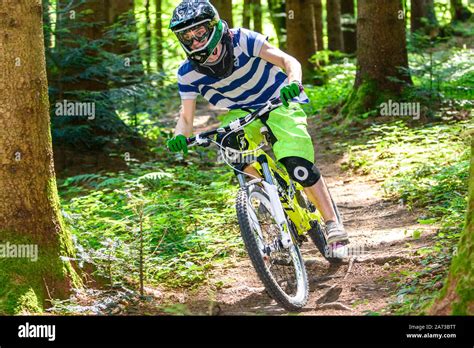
[167,0,348,247]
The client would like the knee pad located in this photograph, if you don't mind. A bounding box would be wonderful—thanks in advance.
[279,156,321,187]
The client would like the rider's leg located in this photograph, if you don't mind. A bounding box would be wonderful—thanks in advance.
[307,178,348,247]
[303,177,337,223]
[279,156,348,244]
[278,156,336,221]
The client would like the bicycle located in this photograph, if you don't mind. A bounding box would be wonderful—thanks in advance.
[186,94,345,311]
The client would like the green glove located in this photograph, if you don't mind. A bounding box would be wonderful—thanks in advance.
[167,134,188,154]
[280,81,302,107]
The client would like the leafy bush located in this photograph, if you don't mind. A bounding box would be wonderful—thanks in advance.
[303,57,356,116]
[59,148,245,289]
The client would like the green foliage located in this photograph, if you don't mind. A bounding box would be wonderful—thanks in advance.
[58,143,244,289]
[404,37,474,116]
[341,119,472,314]
[44,2,181,151]
[160,303,191,315]
[303,57,356,116]
[344,120,471,218]
[389,250,454,315]
[0,229,82,315]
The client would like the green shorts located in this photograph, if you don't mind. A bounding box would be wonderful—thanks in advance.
[218,102,315,163]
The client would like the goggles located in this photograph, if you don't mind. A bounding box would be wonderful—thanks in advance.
[175,20,214,53]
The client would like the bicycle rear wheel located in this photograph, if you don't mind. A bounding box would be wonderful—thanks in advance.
[236,184,308,311]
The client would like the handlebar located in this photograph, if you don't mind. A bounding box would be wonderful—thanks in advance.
[186,84,304,147]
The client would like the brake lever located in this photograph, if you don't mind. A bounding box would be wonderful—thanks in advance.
[191,134,210,147]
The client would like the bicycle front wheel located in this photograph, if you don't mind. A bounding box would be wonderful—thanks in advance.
[236,184,308,311]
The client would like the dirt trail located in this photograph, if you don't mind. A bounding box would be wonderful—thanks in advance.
[141,104,439,315]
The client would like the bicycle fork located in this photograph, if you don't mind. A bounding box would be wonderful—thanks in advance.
[237,155,293,250]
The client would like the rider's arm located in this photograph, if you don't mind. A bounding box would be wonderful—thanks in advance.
[175,98,196,137]
[258,41,302,83]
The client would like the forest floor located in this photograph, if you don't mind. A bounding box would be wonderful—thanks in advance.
[120,102,440,316]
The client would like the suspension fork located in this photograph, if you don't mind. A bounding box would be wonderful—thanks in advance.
[236,172,246,188]
[234,156,293,249]
[256,155,293,249]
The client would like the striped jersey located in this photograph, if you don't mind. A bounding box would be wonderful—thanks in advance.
[177,28,309,110]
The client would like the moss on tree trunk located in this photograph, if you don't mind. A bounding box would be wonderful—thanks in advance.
[430,134,474,315]
[342,0,412,118]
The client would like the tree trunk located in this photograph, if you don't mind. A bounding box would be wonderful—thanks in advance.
[313,0,324,51]
[450,0,472,22]
[341,0,356,54]
[52,0,146,171]
[42,0,52,49]
[252,0,263,33]
[268,0,286,49]
[243,0,251,29]
[144,0,152,73]
[106,0,144,77]
[411,0,438,35]
[327,0,344,51]
[411,0,427,32]
[155,0,163,72]
[0,0,80,314]
[425,0,439,30]
[286,0,318,81]
[211,0,234,28]
[342,0,412,117]
[57,0,140,91]
[106,0,134,25]
[430,134,474,315]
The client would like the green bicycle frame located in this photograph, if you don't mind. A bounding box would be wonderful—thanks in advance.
[235,133,323,236]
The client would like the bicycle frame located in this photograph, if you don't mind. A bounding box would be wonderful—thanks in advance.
[186,91,323,243]
[235,139,324,239]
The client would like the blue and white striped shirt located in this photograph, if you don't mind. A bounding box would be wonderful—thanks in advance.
[177,28,309,110]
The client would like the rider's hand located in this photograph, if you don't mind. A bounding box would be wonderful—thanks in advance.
[280,81,302,107]
[167,134,188,155]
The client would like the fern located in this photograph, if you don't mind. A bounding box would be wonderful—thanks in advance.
[62,173,106,187]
